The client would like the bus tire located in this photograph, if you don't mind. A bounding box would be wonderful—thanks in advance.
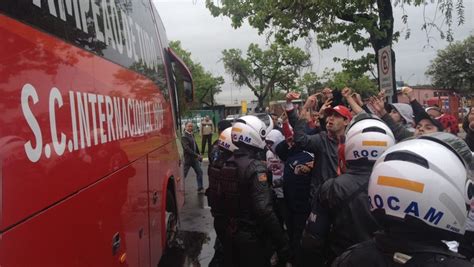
[165,189,178,248]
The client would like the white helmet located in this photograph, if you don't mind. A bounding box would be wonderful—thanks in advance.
[218,128,237,152]
[345,113,395,162]
[255,113,274,136]
[266,129,285,153]
[231,115,271,149]
[368,132,474,238]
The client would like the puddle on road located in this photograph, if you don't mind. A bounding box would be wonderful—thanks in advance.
[159,230,211,267]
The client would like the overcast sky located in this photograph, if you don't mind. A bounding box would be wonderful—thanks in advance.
[152,0,473,105]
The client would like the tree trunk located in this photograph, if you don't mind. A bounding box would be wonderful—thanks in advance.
[373,0,397,102]
[258,96,265,112]
[370,0,398,103]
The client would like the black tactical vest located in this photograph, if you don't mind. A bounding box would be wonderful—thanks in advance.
[208,155,255,221]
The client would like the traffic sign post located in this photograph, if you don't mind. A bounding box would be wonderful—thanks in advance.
[378,45,394,103]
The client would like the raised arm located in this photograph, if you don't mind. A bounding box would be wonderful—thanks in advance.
[342,87,364,114]
[284,91,301,127]
[402,86,426,119]
[369,96,413,142]
[292,94,324,153]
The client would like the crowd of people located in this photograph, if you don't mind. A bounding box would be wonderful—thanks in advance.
[183,87,474,266]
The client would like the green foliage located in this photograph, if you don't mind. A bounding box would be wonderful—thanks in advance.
[334,54,377,79]
[268,91,287,103]
[207,0,464,76]
[297,72,323,95]
[324,70,378,98]
[299,68,377,98]
[426,35,473,92]
[221,42,311,108]
[169,41,224,107]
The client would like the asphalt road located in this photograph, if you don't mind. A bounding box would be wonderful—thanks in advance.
[159,161,215,267]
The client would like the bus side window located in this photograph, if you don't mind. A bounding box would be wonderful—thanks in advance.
[168,48,194,131]
[168,63,181,131]
[183,80,193,103]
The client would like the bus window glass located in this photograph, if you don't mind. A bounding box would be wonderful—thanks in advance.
[184,80,193,103]
[168,48,194,118]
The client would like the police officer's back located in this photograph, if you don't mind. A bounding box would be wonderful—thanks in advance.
[209,115,290,267]
[207,128,237,219]
[302,113,396,265]
[207,127,236,267]
[333,133,474,266]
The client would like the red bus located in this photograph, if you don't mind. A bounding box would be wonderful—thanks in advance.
[0,1,193,266]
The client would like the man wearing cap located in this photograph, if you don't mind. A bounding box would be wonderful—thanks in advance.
[285,92,352,198]
[426,106,459,135]
[341,87,414,134]
[370,92,444,142]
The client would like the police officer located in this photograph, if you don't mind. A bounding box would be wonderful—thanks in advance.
[333,132,474,266]
[209,119,233,166]
[459,205,474,261]
[209,115,290,267]
[207,127,236,267]
[301,113,396,266]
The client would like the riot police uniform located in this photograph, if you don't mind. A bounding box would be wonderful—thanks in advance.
[208,115,290,267]
[207,127,236,267]
[332,231,472,266]
[209,146,290,267]
[301,161,381,266]
[207,146,234,267]
[333,132,474,267]
[301,113,395,266]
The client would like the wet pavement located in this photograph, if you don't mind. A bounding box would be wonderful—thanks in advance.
[159,161,216,267]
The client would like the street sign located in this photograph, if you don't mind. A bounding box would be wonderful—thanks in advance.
[378,45,394,97]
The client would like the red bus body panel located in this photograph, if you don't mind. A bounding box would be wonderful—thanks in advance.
[0,0,187,265]
[1,158,150,267]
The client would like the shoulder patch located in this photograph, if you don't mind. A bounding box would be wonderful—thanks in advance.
[258,172,268,182]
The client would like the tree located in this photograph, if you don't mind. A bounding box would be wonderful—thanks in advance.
[222,43,311,109]
[324,70,378,98]
[426,35,473,92]
[207,0,465,101]
[297,72,323,96]
[296,69,377,98]
[169,41,224,107]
